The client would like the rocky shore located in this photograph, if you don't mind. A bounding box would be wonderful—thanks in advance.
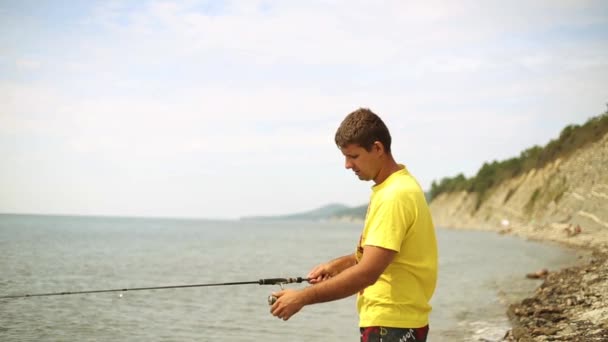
[503,248,607,341]
[433,221,608,341]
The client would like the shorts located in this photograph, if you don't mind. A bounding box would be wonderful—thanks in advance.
[360,325,429,342]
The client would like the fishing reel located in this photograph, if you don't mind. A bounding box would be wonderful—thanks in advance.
[262,277,308,305]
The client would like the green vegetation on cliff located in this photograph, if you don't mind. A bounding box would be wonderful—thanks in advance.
[430,110,608,209]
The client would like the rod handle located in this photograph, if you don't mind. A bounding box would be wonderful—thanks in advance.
[258,277,306,285]
[259,278,287,285]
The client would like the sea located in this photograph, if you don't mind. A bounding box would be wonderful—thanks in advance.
[0,214,582,341]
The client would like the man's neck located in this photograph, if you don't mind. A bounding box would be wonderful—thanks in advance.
[373,157,401,185]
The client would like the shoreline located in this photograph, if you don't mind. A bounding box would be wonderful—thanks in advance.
[440,223,608,341]
[504,249,607,341]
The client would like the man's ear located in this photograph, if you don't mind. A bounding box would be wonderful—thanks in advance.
[373,141,385,154]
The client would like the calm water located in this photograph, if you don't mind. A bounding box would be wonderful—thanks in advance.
[0,215,580,341]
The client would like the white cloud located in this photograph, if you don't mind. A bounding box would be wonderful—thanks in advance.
[15,58,41,70]
[1,0,607,218]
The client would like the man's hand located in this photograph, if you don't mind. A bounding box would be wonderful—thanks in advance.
[270,289,306,321]
[307,263,334,284]
[270,247,394,321]
[307,254,357,284]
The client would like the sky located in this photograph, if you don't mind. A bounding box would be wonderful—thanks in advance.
[1,1,607,219]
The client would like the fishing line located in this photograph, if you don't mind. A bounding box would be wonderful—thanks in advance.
[0,277,309,300]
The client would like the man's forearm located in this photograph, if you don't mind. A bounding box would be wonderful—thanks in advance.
[301,246,396,306]
[327,253,357,274]
[301,262,370,305]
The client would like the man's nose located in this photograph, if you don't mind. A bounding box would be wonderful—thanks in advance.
[345,159,353,169]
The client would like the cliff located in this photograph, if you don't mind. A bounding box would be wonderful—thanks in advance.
[429,130,608,250]
[429,119,608,340]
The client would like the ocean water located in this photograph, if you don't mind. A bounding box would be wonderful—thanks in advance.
[0,214,580,341]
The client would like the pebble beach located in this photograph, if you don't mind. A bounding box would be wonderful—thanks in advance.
[494,223,608,341]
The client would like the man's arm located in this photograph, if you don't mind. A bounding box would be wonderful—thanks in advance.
[270,245,395,320]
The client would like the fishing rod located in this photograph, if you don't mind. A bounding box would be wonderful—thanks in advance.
[0,277,309,303]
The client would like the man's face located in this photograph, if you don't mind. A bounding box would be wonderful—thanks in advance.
[339,143,381,182]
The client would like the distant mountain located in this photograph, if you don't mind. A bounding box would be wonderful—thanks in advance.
[241,191,434,222]
[240,203,367,221]
[330,204,367,219]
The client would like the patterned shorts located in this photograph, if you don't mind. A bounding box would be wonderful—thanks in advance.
[360,325,429,342]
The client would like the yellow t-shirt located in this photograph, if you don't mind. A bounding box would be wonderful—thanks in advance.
[355,165,438,328]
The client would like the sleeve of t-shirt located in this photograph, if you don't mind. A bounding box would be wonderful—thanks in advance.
[364,198,414,252]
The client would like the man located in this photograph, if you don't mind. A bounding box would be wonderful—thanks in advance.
[270,108,438,342]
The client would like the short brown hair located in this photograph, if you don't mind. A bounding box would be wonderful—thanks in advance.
[335,108,392,153]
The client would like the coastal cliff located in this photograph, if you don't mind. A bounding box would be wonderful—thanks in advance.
[429,118,608,341]
[429,130,608,251]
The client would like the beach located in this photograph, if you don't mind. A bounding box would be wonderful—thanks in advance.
[505,249,607,341]
[498,223,608,341]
